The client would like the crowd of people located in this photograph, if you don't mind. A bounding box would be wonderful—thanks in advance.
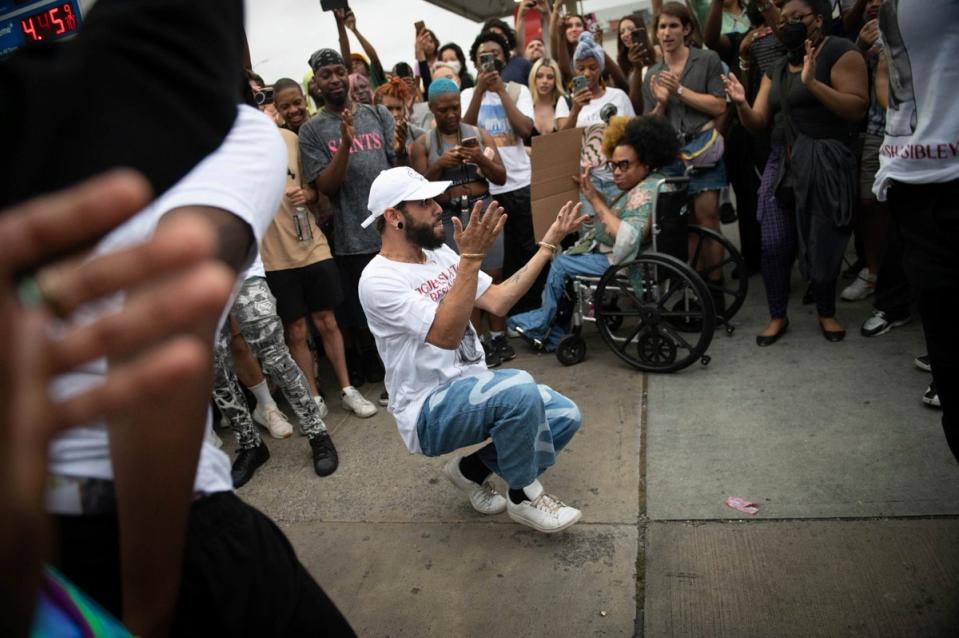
[1,0,955,634]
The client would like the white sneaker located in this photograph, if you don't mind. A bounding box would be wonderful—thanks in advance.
[341,386,377,418]
[840,268,876,301]
[506,480,582,533]
[313,395,329,419]
[253,404,293,439]
[442,456,507,515]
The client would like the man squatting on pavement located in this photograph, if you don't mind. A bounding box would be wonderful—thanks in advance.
[359,167,588,533]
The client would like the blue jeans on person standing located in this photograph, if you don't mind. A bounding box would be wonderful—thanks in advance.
[416,369,581,489]
[507,252,611,351]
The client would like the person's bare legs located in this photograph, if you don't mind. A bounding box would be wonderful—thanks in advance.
[689,190,724,280]
[284,317,320,397]
[310,310,350,391]
[228,316,264,388]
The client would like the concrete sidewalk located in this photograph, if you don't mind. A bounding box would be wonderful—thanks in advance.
[231,264,959,636]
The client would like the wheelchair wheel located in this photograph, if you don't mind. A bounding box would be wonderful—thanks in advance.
[556,334,587,366]
[594,253,715,373]
[687,225,748,324]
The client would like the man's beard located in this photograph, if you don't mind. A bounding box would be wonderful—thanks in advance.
[403,213,444,250]
[324,89,347,107]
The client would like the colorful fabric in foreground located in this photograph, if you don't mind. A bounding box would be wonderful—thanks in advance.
[32,566,131,638]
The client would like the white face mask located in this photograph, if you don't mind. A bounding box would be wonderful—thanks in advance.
[440,60,462,75]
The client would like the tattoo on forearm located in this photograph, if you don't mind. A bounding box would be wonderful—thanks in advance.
[504,264,530,287]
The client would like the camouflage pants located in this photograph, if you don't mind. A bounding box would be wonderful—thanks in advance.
[212,277,326,449]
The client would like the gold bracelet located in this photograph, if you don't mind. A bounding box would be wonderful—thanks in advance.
[538,241,559,253]
[460,253,485,260]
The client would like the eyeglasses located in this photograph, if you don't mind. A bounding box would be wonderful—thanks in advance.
[781,12,812,24]
[606,159,635,173]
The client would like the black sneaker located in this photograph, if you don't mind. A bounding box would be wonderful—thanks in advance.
[231,442,270,489]
[491,334,516,362]
[914,354,931,373]
[860,310,911,337]
[309,432,339,477]
[379,390,389,406]
[719,201,737,224]
[483,340,502,368]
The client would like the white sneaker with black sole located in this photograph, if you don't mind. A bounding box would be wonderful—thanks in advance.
[253,404,293,439]
[860,310,911,337]
[506,479,581,533]
[442,456,507,515]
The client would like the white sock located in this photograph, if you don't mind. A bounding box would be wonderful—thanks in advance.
[249,380,276,409]
[489,330,504,339]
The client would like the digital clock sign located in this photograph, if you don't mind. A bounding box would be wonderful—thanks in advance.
[0,0,82,57]
[20,2,77,41]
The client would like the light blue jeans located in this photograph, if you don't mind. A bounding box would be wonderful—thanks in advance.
[507,252,611,351]
[416,369,581,489]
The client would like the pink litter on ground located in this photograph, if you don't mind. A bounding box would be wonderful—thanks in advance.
[725,496,760,515]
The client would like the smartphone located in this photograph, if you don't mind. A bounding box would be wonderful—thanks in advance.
[631,25,648,47]
[572,75,588,93]
[479,52,496,73]
[254,86,275,106]
[414,20,425,34]
[460,136,479,148]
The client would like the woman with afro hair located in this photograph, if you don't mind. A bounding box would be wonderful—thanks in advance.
[508,115,680,351]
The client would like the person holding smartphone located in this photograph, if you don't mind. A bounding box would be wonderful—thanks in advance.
[462,32,544,319]
[557,32,636,129]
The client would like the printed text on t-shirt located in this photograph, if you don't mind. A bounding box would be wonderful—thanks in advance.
[414,263,458,302]
[880,141,959,161]
[327,132,384,155]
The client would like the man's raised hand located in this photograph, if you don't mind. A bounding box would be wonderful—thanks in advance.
[452,199,507,257]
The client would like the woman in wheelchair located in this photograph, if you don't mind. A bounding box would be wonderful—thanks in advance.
[508,115,680,351]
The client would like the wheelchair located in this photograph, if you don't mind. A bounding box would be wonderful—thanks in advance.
[547,175,748,373]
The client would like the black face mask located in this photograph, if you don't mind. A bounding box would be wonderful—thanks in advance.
[779,21,809,64]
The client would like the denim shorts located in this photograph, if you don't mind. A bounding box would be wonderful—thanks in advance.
[688,159,728,195]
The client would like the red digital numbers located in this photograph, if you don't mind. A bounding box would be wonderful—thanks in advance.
[20,4,78,42]
[20,17,37,41]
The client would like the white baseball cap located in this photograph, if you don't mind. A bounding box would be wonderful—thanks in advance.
[362,167,452,229]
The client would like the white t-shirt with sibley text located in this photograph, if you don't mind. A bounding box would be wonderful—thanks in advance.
[359,246,492,453]
[873,0,959,199]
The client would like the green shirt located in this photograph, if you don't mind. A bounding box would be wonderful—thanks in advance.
[567,172,665,265]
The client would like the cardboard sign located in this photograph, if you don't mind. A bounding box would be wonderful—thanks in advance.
[530,127,583,241]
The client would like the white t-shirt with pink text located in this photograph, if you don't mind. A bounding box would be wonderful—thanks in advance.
[359,246,492,453]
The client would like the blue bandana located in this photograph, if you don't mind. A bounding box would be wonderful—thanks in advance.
[573,32,605,72]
